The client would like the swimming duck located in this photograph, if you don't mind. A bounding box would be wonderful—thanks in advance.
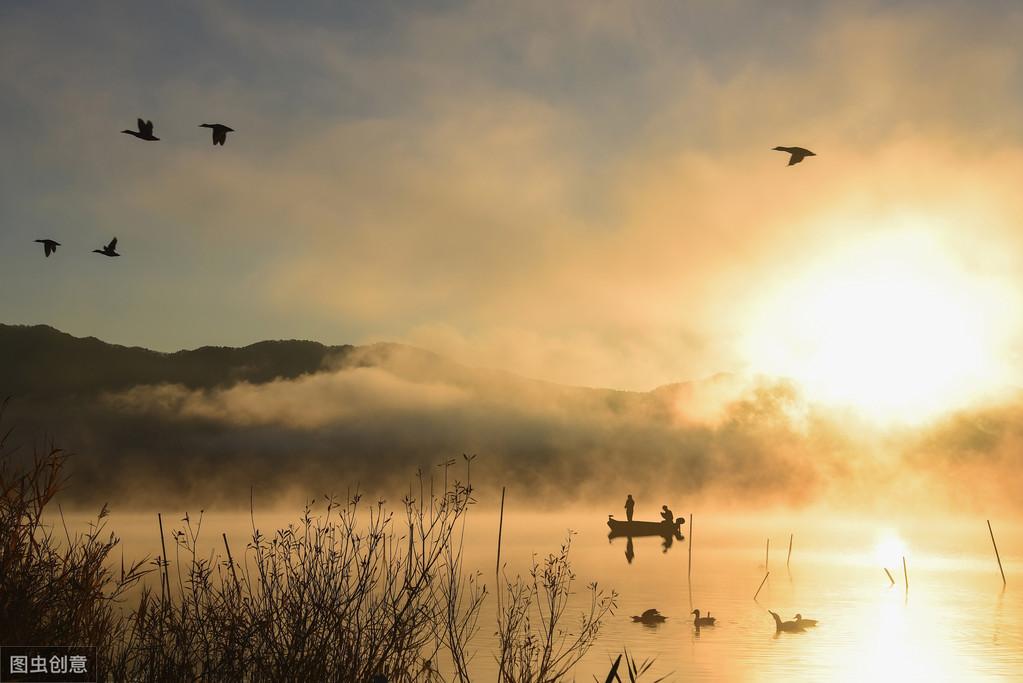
[122,119,159,141]
[692,609,716,627]
[794,613,818,628]
[632,608,667,624]
[769,611,804,632]
[772,146,815,166]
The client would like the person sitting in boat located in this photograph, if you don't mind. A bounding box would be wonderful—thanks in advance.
[660,505,675,524]
[625,494,635,521]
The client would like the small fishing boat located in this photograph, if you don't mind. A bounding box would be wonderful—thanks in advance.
[607,516,685,538]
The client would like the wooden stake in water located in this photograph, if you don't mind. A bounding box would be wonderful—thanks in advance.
[988,519,1007,586]
[754,571,770,600]
[495,486,506,577]
[884,568,895,585]
[157,512,170,602]
[903,556,909,591]
[688,513,693,580]
[787,533,793,567]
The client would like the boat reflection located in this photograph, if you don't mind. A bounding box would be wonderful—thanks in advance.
[607,515,685,562]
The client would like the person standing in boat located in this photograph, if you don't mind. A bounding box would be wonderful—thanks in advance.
[660,505,675,524]
[625,494,635,521]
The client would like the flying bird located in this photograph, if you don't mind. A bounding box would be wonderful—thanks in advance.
[34,239,60,257]
[122,118,159,141]
[773,146,815,166]
[199,123,234,146]
[93,237,120,257]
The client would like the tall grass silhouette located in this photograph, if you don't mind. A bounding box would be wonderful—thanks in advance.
[0,406,148,677]
[1,416,618,682]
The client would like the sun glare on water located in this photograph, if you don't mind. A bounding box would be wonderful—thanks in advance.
[873,530,908,568]
[744,221,1016,423]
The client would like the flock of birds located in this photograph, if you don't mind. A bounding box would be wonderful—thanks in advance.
[30,125,813,259]
[31,118,235,259]
[630,607,819,633]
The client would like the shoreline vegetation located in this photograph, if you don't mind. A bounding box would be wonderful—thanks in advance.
[0,423,659,682]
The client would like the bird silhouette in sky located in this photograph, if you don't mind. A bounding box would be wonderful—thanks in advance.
[93,237,120,257]
[199,123,234,146]
[122,119,159,141]
[34,239,60,257]
[773,146,815,166]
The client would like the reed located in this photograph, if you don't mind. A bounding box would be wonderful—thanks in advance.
[495,534,616,682]
[786,533,793,567]
[987,519,1006,586]
[602,649,669,683]
[0,420,148,678]
[884,568,895,585]
[765,538,770,570]
[753,571,770,600]
[496,486,506,576]
[605,654,622,683]
[903,556,909,591]
[0,417,621,681]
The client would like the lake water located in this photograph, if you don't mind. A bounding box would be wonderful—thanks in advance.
[87,504,1022,681]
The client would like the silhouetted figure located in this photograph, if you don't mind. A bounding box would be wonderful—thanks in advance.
[692,609,716,627]
[34,239,60,257]
[794,613,818,627]
[624,494,635,521]
[200,123,234,146]
[769,611,804,632]
[631,608,666,624]
[660,505,674,524]
[773,146,815,166]
[93,237,120,257]
[122,119,159,141]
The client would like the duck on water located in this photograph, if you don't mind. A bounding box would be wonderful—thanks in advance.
[632,609,667,624]
[692,609,716,627]
[769,609,814,633]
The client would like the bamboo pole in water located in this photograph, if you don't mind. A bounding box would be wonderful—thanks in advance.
[688,513,693,580]
[884,568,895,585]
[988,519,1007,586]
[496,486,506,577]
[787,534,793,567]
[157,512,170,602]
[754,572,770,600]
[903,556,909,591]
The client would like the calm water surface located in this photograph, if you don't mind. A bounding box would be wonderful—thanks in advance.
[94,505,1022,681]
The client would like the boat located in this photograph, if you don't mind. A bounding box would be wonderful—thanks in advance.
[607,516,685,539]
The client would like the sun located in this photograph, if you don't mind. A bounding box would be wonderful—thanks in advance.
[743,221,1015,423]
[873,530,908,568]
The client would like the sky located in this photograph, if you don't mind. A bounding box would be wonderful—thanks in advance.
[4,0,1023,415]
